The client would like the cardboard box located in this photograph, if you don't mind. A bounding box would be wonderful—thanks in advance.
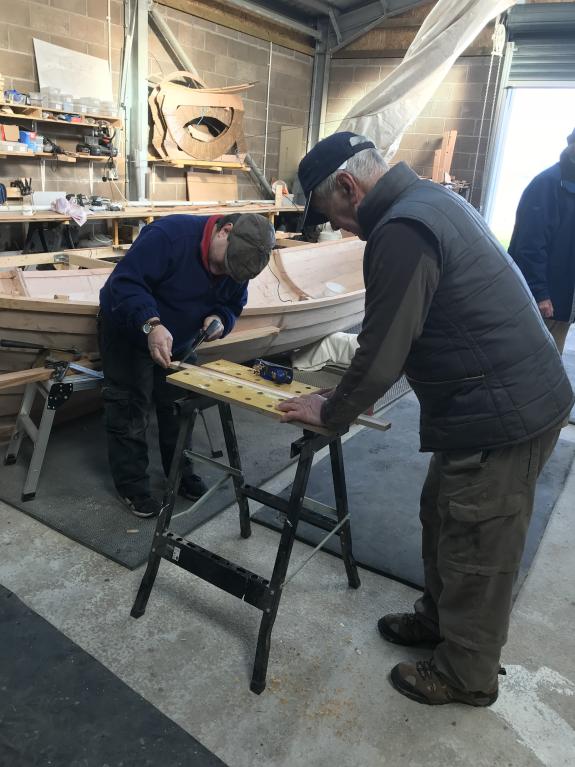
[1,124,20,142]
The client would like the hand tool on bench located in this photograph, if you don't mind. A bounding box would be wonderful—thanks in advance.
[178,319,222,366]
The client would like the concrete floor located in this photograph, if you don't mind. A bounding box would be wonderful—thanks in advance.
[2,341,575,766]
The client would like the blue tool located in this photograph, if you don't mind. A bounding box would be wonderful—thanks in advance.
[253,359,294,385]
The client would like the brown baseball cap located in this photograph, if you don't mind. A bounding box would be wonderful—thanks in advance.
[224,213,275,283]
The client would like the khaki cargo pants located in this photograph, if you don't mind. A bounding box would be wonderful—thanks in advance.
[414,426,560,693]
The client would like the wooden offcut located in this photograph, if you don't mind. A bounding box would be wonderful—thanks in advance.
[432,130,457,183]
[149,71,253,164]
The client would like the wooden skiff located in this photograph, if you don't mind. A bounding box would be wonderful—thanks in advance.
[0,238,365,438]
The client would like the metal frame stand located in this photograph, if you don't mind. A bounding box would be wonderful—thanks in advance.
[131,395,360,694]
[4,372,102,501]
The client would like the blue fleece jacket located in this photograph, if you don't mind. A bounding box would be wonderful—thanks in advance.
[509,162,575,323]
[99,215,248,354]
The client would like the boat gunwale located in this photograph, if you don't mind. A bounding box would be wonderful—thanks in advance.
[0,288,366,315]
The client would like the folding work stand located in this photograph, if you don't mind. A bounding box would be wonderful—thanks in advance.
[131,395,361,694]
[4,368,103,500]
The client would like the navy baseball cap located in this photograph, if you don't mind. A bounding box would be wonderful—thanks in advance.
[297,131,376,226]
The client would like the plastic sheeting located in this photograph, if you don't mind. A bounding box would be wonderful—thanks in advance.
[338,0,516,161]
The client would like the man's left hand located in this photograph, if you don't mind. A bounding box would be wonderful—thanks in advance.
[277,393,325,426]
[203,315,224,340]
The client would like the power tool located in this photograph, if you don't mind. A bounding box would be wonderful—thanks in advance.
[252,359,293,385]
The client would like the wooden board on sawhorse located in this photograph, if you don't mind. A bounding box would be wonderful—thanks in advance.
[130,361,388,694]
[171,359,391,433]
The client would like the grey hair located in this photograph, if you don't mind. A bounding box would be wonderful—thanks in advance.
[314,144,389,201]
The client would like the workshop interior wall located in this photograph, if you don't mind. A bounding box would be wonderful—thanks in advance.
[0,0,125,217]
[326,56,494,208]
[148,5,314,202]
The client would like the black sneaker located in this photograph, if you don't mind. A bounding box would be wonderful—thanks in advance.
[121,494,161,518]
[179,474,208,501]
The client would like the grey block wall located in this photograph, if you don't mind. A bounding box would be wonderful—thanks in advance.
[149,6,313,201]
[0,0,125,206]
[327,57,495,206]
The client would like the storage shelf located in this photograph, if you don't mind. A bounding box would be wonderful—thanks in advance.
[0,103,123,129]
[0,151,114,162]
[148,156,248,170]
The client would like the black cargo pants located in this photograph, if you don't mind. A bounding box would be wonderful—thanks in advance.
[414,426,560,693]
[98,317,191,497]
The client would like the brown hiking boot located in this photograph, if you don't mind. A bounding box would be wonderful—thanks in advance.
[390,659,499,707]
[378,612,441,648]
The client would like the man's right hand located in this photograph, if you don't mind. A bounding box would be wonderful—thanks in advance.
[538,299,554,319]
[148,324,173,368]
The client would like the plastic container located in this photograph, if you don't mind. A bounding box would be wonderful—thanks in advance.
[29,92,42,107]
[73,100,88,114]
[84,97,101,114]
[19,129,37,147]
[48,101,63,111]
[61,93,74,112]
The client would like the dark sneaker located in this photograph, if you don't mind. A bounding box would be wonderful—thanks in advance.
[121,494,161,519]
[378,612,441,647]
[179,474,208,501]
[390,659,499,707]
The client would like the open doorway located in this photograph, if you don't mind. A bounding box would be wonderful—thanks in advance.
[484,87,575,248]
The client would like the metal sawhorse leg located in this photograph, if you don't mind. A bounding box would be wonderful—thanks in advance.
[4,372,102,501]
[131,395,360,694]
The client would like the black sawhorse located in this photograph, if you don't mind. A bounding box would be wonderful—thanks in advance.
[131,395,360,694]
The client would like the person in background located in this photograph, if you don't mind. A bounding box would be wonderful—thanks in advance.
[509,128,575,353]
[279,131,573,708]
[98,213,274,518]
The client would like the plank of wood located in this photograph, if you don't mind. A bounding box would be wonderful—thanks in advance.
[168,364,331,435]
[0,368,53,392]
[195,325,280,350]
[169,360,391,433]
[66,253,115,270]
[186,172,238,203]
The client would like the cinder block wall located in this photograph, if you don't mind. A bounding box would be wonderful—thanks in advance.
[149,6,313,201]
[0,0,124,206]
[0,1,313,211]
[326,57,493,206]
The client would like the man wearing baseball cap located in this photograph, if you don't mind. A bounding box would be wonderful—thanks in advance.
[280,132,572,707]
[99,212,274,518]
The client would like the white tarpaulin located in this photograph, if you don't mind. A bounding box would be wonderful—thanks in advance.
[338,0,516,160]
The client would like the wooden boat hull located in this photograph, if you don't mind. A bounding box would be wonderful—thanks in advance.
[0,238,365,438]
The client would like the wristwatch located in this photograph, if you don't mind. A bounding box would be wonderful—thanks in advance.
[142,318,161,335]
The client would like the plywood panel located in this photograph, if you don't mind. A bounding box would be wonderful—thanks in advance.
[186,172,238,202]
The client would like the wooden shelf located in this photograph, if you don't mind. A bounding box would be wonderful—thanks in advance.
[0,151,114,163]
[148,156,248,170]
[0,103,123,129]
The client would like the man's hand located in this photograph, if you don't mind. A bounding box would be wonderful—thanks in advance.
[203,315,225,341]
[277,393,325,426]
[148,324,173,368]
[538,299,554,319]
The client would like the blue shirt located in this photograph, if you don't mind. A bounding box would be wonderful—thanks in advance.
[99,215,248,354]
